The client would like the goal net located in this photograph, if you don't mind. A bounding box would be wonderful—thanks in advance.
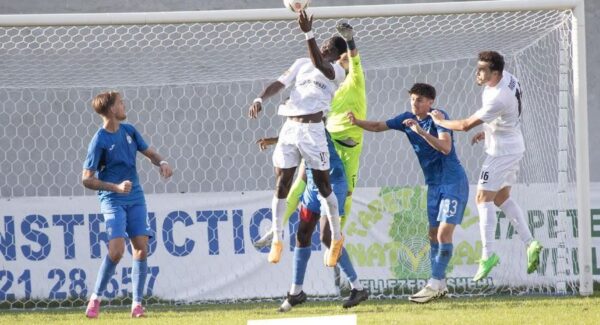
[0,1,590,308]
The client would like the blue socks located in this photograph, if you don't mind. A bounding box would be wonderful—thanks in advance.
[132,259,148,303]
[293,247,312,285]
[430,241,439,272]
[432,243,453,280]
[338,248,358,282]
[93,255,118,296]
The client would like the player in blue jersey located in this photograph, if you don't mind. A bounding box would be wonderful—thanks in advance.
[348,83,469,303]
[257,134,369,311]
[82,91,173,318]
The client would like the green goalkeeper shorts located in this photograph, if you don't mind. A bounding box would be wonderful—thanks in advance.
[332,139,363,194]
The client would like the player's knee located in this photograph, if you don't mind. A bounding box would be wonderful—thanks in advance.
[317,185,332,198]
[437,232,453,243]
[108,250,124,263]
[274,182,291,197]
[493,197,505,207]
[320,232,331,248]
[296,231,312,248]
[475,191,494,204]
[132,248,148,260]
[428,228,438,242]
[493,193,509,207]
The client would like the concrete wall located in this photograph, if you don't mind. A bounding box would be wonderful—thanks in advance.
[0,0,597,181]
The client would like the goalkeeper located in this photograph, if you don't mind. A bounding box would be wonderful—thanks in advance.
[254,22,366,248]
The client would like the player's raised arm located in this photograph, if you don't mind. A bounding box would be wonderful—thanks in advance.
[347,112,389,132]
[336,22,364,88]
[336,23,358,58]
[298,10,335,80]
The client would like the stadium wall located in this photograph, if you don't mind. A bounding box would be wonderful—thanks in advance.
[1,183,599,301]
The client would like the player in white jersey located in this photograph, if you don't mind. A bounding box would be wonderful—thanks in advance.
[248,10,347,267]
[429,51,542,281]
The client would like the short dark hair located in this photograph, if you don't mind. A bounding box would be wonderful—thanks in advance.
[92,91,120,116]
[331,36,347,58]
[478,51,505,73]
[409,83,436,100]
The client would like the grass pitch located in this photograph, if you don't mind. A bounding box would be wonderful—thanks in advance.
[1,294,598,325]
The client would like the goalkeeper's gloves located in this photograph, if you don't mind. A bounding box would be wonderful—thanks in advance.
[336,22,355,50]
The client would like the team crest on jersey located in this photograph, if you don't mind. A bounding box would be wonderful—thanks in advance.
[126,135,132,144]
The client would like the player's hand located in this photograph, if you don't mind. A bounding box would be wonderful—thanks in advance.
[428,110,445,122]
[256,137,278,151]
[159,162,173,179]
[347,112,357,125]
[336,22,354,41]
[248,101,262,119]
[298,10,313,33]
[403,119,424,135]
[116,180,132,194]
[471,131,485,145]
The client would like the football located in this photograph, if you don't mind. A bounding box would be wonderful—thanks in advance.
[283,0,311,13]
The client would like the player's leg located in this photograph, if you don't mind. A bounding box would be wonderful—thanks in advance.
[86,205,127,318]
[332,141,363,229]
[125,204,153,317]
[426,186,441,280]
[474,188,500,282]
[312,169,344,266]
[434,180,468,294]
[284,161,308,225]
[253,163,307,249]
[321,216,368,308]
[495,186,532,245]
[410,186,443,304]
[494,185,542,273]
[300,125,343,266]
[474,155,514,281]
[279,206,319,312]
[434,222,455,295]
[129,235,149,317]
[269,166,297,263]
[270,122,303,263]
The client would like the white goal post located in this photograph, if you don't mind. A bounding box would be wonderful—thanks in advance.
[0,0,592,306]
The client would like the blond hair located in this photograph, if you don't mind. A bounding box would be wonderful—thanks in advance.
[91,91,120,116]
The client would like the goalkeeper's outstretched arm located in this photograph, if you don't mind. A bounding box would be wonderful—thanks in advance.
[337,22,358,58]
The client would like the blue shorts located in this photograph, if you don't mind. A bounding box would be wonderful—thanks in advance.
[301,138,348,217]
[427,178,469,228]
[100,202,154,240]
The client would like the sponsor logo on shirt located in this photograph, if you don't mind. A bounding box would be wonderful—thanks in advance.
[298,79,327,90]
[126,135,132,144]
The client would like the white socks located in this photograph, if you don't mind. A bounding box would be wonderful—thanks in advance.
[477,202,497,259]
[318,192,342,241]
[271,197,287,242]
[499,198,533,246]
[290,284,302,295]
[350,279,363,291]
[90,293,101,301]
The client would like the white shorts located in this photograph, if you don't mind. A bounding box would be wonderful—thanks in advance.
[477,153,523,191]
[272,119,329,171]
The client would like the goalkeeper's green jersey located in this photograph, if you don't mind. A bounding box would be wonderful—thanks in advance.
[326,53,367,142]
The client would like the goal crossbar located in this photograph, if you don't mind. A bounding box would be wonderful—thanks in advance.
[0,0,582,26]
